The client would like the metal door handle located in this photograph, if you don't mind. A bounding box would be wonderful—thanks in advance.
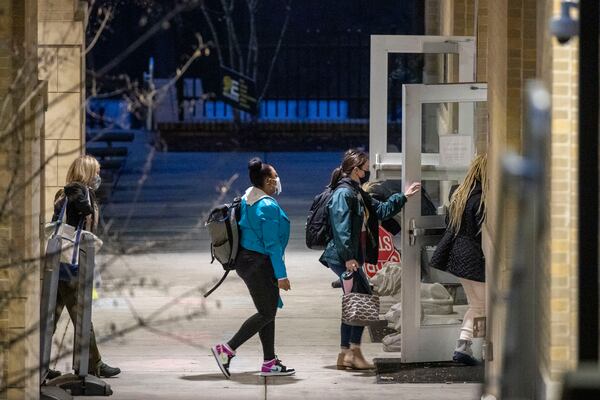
[408,219,425,246]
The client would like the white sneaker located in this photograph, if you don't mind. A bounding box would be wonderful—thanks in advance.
[260,358,295,377]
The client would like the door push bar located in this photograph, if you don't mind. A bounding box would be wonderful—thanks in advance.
[408,219,446,246]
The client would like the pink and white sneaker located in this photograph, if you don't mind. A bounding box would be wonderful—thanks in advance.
[260,357,296,377]
[211,344,235,379]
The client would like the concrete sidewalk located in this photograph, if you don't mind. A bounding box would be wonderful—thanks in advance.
[58,251,480,399]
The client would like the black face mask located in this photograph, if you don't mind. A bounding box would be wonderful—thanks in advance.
[359,170,370,185]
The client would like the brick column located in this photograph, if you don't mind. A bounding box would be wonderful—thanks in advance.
[0,1,43,399]
[483,0,538,395]
[537,0,579,382]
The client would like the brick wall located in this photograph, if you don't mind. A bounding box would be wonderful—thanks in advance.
[437,0,579,396]
[0,0,85,398]
[0,0,13,395]
[38,0,85,219]
[472,0,578,394]
[0,0,43,398]
[480,0,539,395]
[542,0,579,381]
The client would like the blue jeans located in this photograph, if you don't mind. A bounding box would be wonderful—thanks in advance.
[328,261,367,347]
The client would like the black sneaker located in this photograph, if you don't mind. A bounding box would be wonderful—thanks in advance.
[452,351,480,366]
[211,344,236,379]
[94,361,121,378]
[260,358,295,377]
[46,369,62,380]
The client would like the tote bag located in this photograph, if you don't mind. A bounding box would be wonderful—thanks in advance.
[341,271,380,326]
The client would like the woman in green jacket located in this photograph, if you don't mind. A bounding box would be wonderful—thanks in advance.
[320,149,421,370]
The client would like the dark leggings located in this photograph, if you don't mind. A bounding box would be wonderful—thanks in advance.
[227,248,279,361]
[328,262,367,347]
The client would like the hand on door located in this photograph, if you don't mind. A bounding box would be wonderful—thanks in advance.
[404,182,422,198]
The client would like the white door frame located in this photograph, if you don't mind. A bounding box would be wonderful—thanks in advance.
[369,35,476,181]
[401,83,488,363]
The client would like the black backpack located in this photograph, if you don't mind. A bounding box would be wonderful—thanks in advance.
[305,182,352,250]
[204,197,242,297]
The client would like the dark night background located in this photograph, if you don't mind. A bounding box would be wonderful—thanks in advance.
[88,0,423,103]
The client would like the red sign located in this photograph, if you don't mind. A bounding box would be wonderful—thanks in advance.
[364,226,401,278]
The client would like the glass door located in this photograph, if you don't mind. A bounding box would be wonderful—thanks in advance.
[400,83,487,363]
[369,35,476,181]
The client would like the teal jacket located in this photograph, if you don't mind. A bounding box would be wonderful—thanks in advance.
[239,187,290,280]
[319,179,407,267]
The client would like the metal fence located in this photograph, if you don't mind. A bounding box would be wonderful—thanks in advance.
[179,31,376,122]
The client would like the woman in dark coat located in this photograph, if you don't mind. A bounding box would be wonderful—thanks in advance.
[435,154,487,365]
[49,155,120,379]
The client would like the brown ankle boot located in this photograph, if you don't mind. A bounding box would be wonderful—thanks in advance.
[350,347,374,370]
[337,350,354,370]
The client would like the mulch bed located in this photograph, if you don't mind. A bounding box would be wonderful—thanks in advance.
[374,358,484,384]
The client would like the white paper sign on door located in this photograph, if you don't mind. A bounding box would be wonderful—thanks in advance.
[439,135,473,167]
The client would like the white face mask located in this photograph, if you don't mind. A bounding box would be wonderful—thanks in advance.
[92,174,101,191]
[273,177,282,195]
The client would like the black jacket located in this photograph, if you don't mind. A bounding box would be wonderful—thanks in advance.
[52,182,98,233]
[446,182,485,282]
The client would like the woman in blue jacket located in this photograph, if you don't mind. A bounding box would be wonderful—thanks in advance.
[320,149,421,370]
[212,158,295,378]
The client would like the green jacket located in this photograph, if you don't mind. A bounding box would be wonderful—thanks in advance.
[319,178,407,267]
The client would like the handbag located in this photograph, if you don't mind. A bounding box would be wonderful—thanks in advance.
[341,270,381,326]
[50,197,85,281]
[429,227,455,271]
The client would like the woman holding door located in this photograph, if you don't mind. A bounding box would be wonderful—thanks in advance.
[320,149,421,370]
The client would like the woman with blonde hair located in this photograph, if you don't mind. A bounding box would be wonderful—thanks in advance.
[48,155,121,379]
[434,153,487,365]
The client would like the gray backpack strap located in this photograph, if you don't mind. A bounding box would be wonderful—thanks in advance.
[203,270,231,298]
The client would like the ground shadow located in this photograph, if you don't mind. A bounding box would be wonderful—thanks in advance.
[263,376,304,386]
[322,365,376,377]
[180,372,304,386]
[180,372,263,386]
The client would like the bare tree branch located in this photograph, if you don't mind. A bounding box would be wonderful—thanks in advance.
[219,0,244,71]
[85,6,114,55]
[200,1,224,66]
[94,1,199,78]
[246,0,259,80]
[0,2,251,393]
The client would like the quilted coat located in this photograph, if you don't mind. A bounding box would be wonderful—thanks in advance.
[445,181,486,282]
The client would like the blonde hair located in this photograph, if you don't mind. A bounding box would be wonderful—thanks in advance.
[447,153,487,234]
[65,155,100,187]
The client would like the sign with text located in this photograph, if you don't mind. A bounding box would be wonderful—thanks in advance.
[363,226,401,278]
[219,66,258,115]
[439,134,473,168]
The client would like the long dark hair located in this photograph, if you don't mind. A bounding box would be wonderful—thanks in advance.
[329,149,369,187]
[248,157,273,188]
